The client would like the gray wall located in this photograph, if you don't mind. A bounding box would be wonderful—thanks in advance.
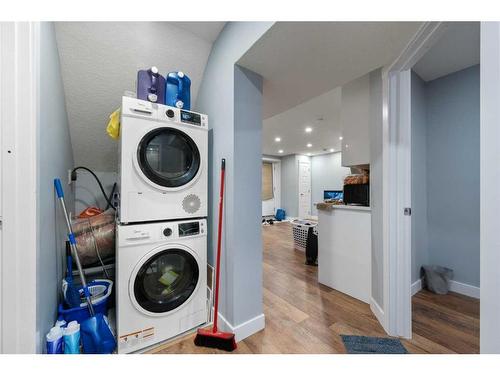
[411,72,429,282]
[311,152,349,216]
[195,22,273,330]
[74,171,118,214]
[37,22,75,353]
[411,65,480,287]
[369,69,384,307]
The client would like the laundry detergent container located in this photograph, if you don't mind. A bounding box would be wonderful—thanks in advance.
[137,67,165,104]
[165,71,191,110]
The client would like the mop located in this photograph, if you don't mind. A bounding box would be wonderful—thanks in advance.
[194,159,237,352]
[54,178,116,354]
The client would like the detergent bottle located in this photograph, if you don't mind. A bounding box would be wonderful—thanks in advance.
[165,71,191,110]
[137,66,166,104]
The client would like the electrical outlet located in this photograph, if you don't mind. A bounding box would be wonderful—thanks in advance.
[68,169,73,185]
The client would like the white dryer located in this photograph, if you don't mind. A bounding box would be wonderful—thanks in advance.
[116,219,207,354]
[119,96,208,223]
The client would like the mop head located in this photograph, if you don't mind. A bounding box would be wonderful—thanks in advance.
[194,327,237,352]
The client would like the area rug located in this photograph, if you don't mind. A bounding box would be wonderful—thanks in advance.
[341,335,408,354]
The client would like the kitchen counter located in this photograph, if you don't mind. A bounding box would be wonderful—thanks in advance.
[317,202,371,303]
[315,202,371,211]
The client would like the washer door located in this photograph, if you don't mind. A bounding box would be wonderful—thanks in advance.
[132,248,200,314]
[137,127,200,188]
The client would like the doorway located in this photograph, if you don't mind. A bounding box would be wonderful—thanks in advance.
[297,159,311,218]
[261,157,281,218]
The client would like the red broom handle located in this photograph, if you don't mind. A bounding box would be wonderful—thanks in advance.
[213,158,226,333]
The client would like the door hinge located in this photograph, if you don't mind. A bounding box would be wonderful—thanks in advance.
[404,207,412,216]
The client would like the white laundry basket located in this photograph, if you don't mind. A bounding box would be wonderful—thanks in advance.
[292,220,317,252]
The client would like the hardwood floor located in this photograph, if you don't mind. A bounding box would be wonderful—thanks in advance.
[150,222,479,354]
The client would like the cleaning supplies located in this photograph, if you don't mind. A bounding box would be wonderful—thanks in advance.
[63,321,81,354]
[165,71,191,110]
[55,317,67,329]
[54,178,116,354]
[63,242,81,308]
[46,326,64,354]
[137,66,165,104]
[194,159,237,352]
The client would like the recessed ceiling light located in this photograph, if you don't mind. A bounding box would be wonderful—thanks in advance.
[307,143,312,148]
[305,127,312,133]
[275,137,281,142]
[345,144,349,148]
[278,149,284,154]
[307,153,312,156]
[330,148,335,152]
[339,136,343,140]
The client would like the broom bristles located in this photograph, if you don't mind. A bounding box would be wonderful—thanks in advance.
[194,328,237,352]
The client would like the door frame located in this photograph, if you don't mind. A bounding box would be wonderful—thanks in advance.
[0,22,39,353]
[383,22,448,338]
[262,156,281,217]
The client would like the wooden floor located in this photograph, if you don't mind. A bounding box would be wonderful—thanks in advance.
[150,222,479,354]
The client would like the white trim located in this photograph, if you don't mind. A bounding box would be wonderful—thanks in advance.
[449,281,480,299]
[0,22,39,353]
[217,313,265,343]
[383,22,448,340]
[412,278,479,299]
[411,279,422,296]
[370,298,385,328]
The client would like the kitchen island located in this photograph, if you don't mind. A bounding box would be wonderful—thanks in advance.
[316,203,371,303]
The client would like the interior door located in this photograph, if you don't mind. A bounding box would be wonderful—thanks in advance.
[298,160,311,218]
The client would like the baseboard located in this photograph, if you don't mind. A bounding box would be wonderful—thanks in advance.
[217,313,266,342]
[449,280,480,299]
[370,297,386,331]
[412,278,479,299]
[411,279,422,296]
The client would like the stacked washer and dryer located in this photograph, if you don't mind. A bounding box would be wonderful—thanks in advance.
[116,96,209,353]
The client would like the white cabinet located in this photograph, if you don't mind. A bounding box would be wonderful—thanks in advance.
[340,73,371,166]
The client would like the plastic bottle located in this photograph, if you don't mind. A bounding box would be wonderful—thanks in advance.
[46,326,64,354]
[63,321,81,354]
[55,317,67,329]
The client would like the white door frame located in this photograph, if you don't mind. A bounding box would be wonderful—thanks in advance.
[0,22,39,353]
[383,22,449,338]
[262,156,281,216]
[479,22,500,354]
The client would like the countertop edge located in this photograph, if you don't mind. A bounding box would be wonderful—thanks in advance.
[315,203,371,212]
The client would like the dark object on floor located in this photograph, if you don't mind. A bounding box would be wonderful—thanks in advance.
[194,159,237,352]
[305,226,318,266]
[341,335,408,354]
[267,219,274,225]
[421,265,454,294]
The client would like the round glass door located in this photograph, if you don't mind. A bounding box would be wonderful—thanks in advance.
[137,128,200,188]
[133,249,199,314]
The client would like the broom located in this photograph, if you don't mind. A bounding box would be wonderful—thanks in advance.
[194,159,237,352]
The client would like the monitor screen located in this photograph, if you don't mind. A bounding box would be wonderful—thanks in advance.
[324,190,343,200]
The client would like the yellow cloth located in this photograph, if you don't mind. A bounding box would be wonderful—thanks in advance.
[106,108,121,139]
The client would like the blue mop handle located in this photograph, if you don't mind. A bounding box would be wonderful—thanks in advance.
[54,178,95,316]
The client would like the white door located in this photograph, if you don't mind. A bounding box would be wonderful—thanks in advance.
[298,160,311,218]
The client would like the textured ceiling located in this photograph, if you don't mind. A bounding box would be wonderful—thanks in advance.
[55,22,224,172]
[263,87,342,157]
[238,22,423,119]
[413,22,479,82]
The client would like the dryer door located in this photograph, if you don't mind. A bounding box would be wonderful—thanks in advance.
[137,127,200,188]
[132,248,200,314]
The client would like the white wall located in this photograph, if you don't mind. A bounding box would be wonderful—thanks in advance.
[311,152,349,215]
[37,22,75,353]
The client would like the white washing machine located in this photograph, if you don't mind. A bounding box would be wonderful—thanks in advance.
[119,96,208,223]
[116,219,207,354]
